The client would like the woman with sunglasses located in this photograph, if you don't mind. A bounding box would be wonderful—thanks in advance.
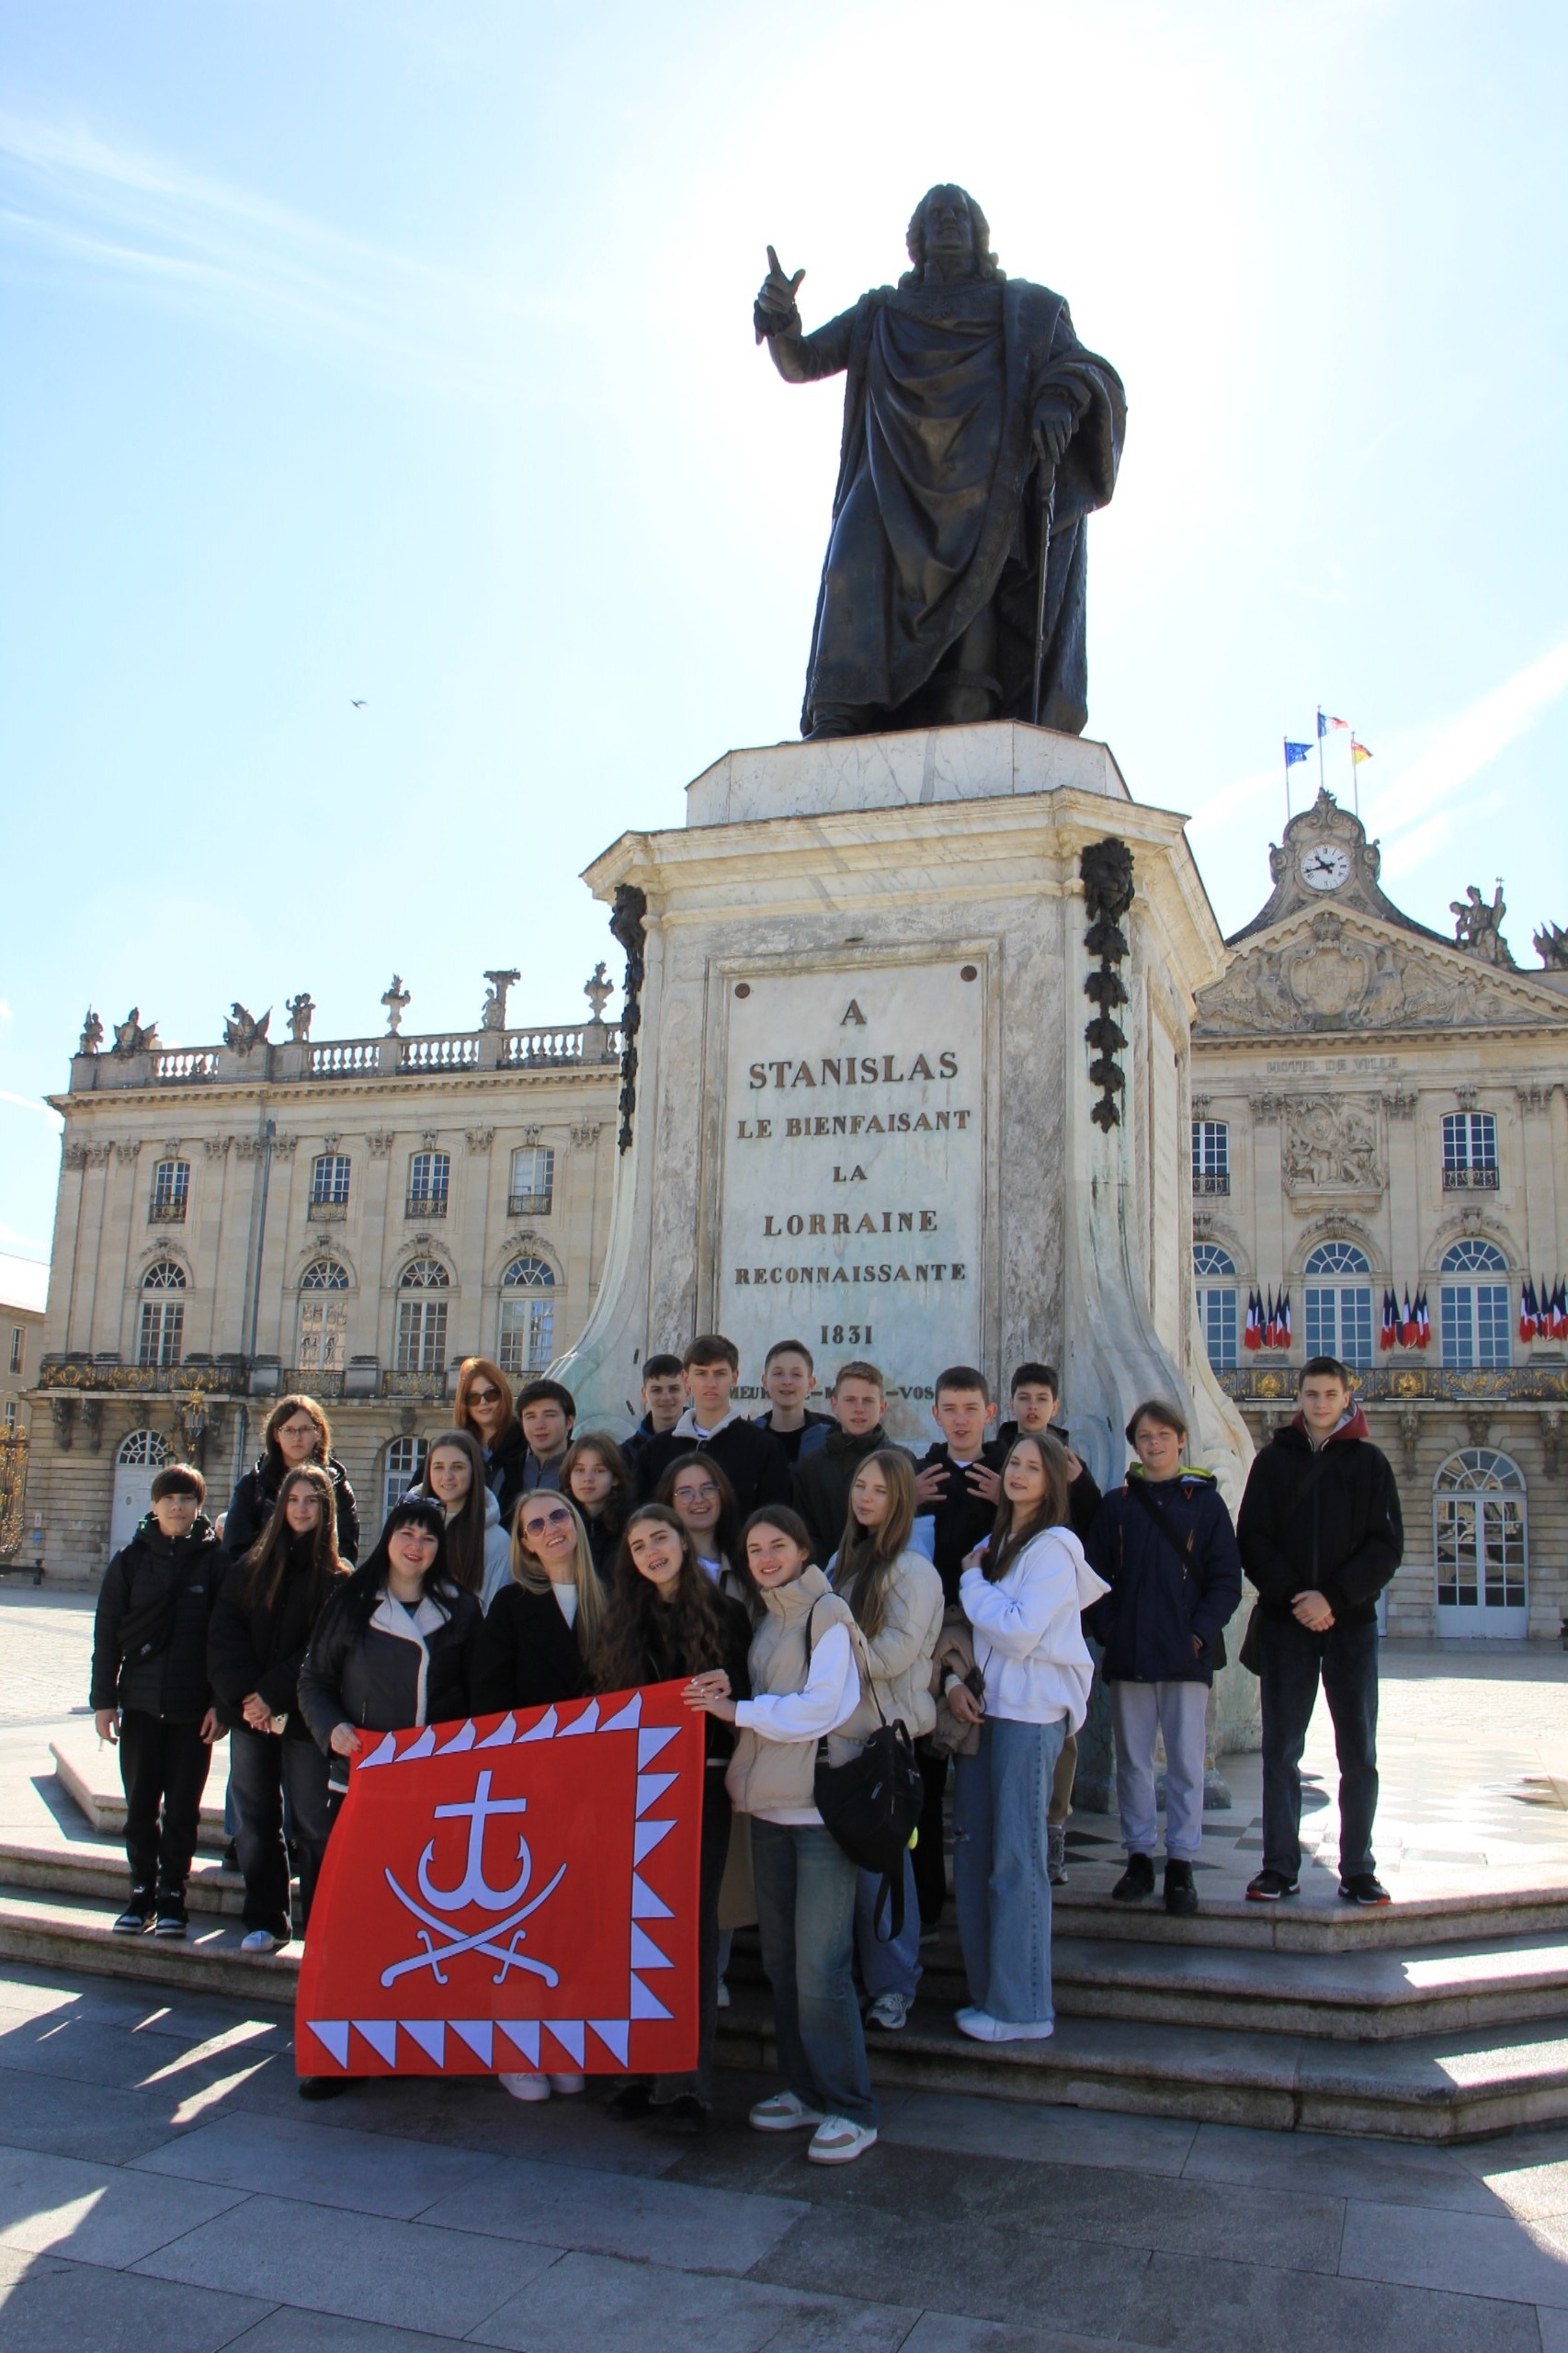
[453,1358,530,1534]
[471,1489,606,2103]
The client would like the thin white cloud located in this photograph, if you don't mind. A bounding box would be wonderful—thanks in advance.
[1367,634,1568,841]
[0,1089,62,1122]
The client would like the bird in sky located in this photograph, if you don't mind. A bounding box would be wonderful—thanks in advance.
[350,699,366,708]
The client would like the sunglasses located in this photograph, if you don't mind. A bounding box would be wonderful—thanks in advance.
[467,1386,502,1406]
[523,1506,573,1535]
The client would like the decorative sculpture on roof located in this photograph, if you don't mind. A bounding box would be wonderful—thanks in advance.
[77,1008,103,1056]
[1450,884,1515,967]
[1535,920,1568,971]
[481,970,520,1031]
[285,992,315,1043]
[583,962,613,1022]
[111,1008,159,1058]
[223,1003,271,1055]
[381,975,411,1036]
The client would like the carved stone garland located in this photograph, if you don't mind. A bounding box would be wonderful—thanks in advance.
[609,883,648,1156]
[1080,839,1135,1131]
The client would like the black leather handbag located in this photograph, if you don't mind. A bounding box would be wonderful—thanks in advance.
[805,1603,925,1938]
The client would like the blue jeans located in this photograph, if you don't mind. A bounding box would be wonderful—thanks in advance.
[855,1851,922,2001]
[750,1818,877,2127]
[1259,1614,1380,1879]
[953,1715,1065,2027]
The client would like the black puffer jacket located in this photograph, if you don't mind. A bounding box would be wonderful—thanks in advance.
[208,1536,347,1739]
[793,1423,903,1568]
[223,1452,360,1564]
[297,1576,483,1771]
[90,1516,223,1720]
[1085,1470,1242,1684]
[1237,1409,1403,1627]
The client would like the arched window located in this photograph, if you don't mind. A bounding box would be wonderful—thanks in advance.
[138,1260,187,1368]
[1440,1240,1510,1368]
[297,1258,350,1376]
[498,1255,557,1376]
[1192,1244,1237,1370]
[116,1428,171,1469]
[110,1427,172,1552]
[382,1434,429,1525]
[1435,1449,1527,1631]
[1303,1242,1373,1368]
[396,1256,449,1373]
[149,1158,189,1223]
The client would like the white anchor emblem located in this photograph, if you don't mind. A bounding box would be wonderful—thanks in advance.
[381,1767,567,1988]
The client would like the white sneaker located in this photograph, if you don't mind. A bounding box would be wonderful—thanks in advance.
[955,2006,1054,2043]
[239,1929,290,1954]
[548,2074,585,2096]
[867,1991,911,2031]
[808,2115,879,2165]
[748,2089,825,2133]
[499,2074,551,2101]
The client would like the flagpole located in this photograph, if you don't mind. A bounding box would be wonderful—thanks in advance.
[1351,736,1359,821]
[1317,707,1325,799]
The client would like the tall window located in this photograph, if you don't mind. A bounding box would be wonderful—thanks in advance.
[7,1327,21,1376]
[1191,1121,1230,1196]
[1192,1245,1238,1370]
[310,1153,351,1207]
[395,1257,449,1372]
[3,1402,15,1435]
[1436,1449,1527,1613]
[1303,1242,1374,1368]
[508,1144,555,1217]
[498,1255,556,1375]
[149,1159,189,1223]
[1442,1111,1498,1189]
[137,1260,187,1367]
[297,1258,350,1375]
[1440,1240,1510,1368]
[383,1435,429,1523]
[407,1151,450,1218]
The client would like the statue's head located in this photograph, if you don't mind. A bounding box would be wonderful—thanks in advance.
[903,185,1004,284]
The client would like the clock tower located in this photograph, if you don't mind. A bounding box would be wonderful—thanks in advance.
[1226,788,1448,948]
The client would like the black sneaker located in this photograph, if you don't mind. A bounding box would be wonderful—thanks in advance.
[1245,1869,1300,1903]
[153,1893,188,1938]
[605,2082,654,2123]
[1339,1872,1392,1905]
[298,2075,349,2102]
[660,2093,708,2134]
[1111,1853,1155,1903]
[1164,1860,1199,1917]
[112,1892,155,1935]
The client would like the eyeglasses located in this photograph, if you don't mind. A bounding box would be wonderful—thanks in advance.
[467,1387,502,1406]
[674,1483,720,1503]
[523,1506,573,1535]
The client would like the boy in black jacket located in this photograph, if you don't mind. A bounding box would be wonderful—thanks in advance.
[1237,1355,1403,1906]
[994,1361,1102,1540]
[90,1464,225,1938]
[632,1335,791,1515]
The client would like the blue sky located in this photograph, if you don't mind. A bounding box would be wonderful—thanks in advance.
[4,0,1565,1265]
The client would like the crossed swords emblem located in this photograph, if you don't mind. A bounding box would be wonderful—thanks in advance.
[381,1768,567,1988]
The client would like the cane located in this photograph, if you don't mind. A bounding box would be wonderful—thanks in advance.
[1029,461,1058,729]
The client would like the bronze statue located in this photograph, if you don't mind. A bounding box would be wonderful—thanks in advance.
[756,185,1125,740]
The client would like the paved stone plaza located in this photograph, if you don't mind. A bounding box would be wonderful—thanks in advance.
[4,1594,1568,2345]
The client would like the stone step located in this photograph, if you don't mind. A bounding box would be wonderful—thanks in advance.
[51,1733,229,1845]
[0,1884,299,2004]
[1049,1880,1568,1951]
[0,1837,246,1917]
[715,1987,1568,2143]
[726,1924,1568,2041]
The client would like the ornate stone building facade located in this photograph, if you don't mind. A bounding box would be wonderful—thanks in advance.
[1191,790,1568,1640]
[25,986,621,1580]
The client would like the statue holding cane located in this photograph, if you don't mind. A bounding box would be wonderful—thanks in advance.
[755,185,1125,741]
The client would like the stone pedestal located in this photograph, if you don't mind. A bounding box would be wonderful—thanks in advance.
[557,720,1256,1745]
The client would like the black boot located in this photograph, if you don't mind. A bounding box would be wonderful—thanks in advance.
[1111,1853,1155,1903]
[1164,1859,1199,1918]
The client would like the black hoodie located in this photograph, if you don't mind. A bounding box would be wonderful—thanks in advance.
[913,1438,1009,1605]
[91,1514,223,1719]
[1237,1406,1403,1626]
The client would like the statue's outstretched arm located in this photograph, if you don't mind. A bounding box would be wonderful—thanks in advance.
[753,245,854,383]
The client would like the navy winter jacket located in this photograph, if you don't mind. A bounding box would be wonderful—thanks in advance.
[1085,1470,1243,1685]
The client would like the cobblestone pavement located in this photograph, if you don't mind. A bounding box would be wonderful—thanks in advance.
[3,1595,1568,2346]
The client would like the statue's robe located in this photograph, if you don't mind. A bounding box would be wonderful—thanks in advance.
[788,275,1125,736]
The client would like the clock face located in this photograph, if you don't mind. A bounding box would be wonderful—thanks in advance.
[1300,843,1352,892]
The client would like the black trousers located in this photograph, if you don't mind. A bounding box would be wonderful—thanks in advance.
[914,1748,950,1927]
[622,1768,731,2106]
[118,1709,212,1897]
[228,1724,333,1937]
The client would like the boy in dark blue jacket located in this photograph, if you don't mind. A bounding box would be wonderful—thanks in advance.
[1085,1400,1242,1916]
[90,1464,225,1938]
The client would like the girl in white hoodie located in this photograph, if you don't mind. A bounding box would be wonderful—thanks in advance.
[950,1434,1108,2044]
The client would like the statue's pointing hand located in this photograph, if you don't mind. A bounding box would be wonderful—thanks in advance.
[755,244,805,342]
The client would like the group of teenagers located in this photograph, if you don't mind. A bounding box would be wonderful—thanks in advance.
[88,1327,1403,2168]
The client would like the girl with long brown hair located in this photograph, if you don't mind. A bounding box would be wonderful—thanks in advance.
[415,1428,511,1604]
[222,1393,359,1563]
[563,1432,633,1584]
[830,1449,943,2032]
[595,1505,752,2132]
[452,1357,529,1531]
[655,1451,744,1602]
[208,1463,348,1950]
[950,1434,1108,2046]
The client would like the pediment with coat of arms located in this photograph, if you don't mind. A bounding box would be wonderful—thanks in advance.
[1195,908,1568,1040]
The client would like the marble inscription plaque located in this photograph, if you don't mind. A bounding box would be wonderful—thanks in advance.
[719,963,983,1423]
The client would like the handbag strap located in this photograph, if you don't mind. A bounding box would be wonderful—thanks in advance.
[1126,1477,1198,1581]
[802,1593,886,1737]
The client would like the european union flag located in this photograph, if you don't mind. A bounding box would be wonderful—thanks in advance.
[1283,739,1312,767]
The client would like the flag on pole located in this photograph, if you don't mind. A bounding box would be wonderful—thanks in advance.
[1380,1290,1397,1350]
[1553,1279,1568,1342]
[1399,1288,1417,1347]
[1415,1289,1431,1349]
[1244,1289,1262,1351]
[1520,1279,1539,1344]
[1278,1288,1291,1347]
[1326,715,1350,733]
[1537,1279,1552,1342]
[1284,740,1312,768]
[1351,738,1373,766]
